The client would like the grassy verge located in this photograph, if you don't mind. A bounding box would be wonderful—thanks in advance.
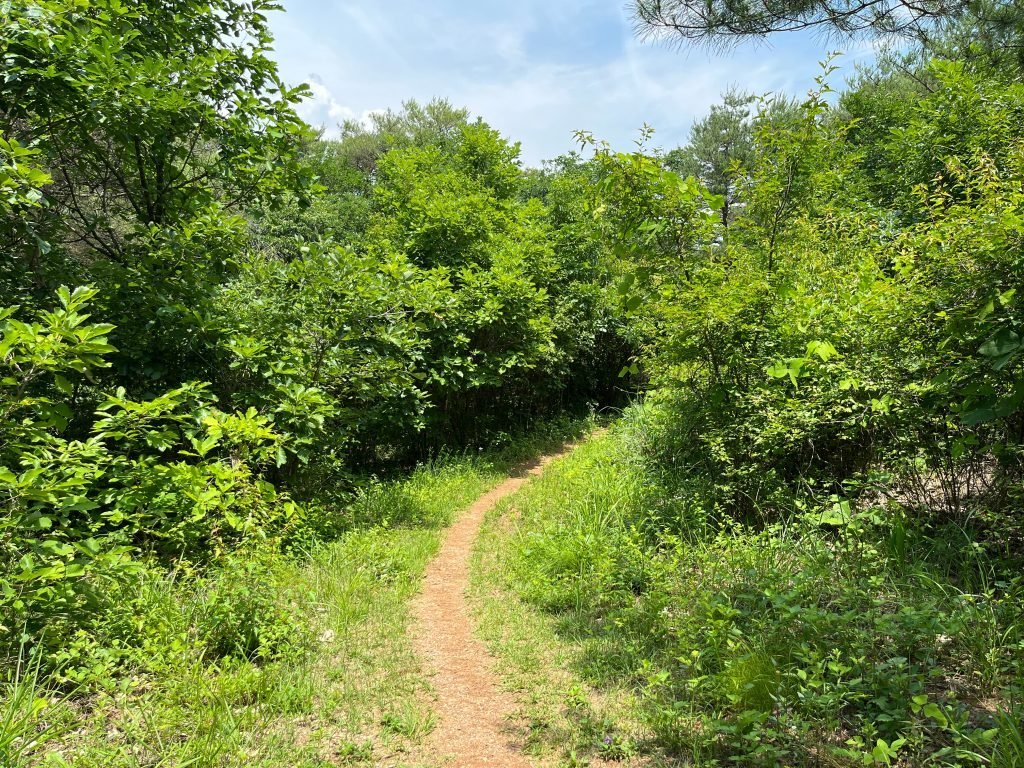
[470,417,1024,768]
[470,430,664,768]
[4,417,593,768]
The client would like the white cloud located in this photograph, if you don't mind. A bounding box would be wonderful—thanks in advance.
[295,76,355,136]
[271,0,852,165]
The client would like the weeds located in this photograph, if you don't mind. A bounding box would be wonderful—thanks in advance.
[1,647,70,768]
[474,421,1024,767]
[5,418,592,766]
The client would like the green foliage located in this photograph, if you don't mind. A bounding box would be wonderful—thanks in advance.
[633,0,979,45]
[852,60,1024,220]
[0,418,590,766]
[217,243,439,471]
[493,426,1024,766]
[251,99,480,255]
[0,647,70,768]
[193,547,312,662]
[0,287,305,668]
[0,0,313,387]
[0,133,52,308]
[0,0,628,721]
[583,59,1024,540]
[665,88,756,229]
[507,40,1024,767]
[357,119,625,444]
[339,98,474,173]
[8,0,1024,765]
[577,126,720,284]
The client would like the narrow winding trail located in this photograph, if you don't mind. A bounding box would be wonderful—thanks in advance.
[410,448,572,768]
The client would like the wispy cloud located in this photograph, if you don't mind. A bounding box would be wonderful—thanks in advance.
[271,0,854,165]
[295,75,354,133]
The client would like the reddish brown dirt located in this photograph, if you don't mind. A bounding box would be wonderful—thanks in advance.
[410,450,570,768]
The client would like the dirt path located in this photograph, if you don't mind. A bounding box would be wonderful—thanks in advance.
[410,448,571,768]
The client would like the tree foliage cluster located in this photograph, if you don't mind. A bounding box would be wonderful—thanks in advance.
[0,0,628,677]
[536,13,1024,765]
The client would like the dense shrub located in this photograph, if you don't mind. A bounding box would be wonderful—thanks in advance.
[192,548,312,663]
[511,49,1024,767]
[498,426,1024,766]
[0,287,309,668]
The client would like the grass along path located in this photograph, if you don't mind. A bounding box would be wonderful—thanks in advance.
[12,420,593,768]
[410,446,579,768]
[29,460,504,768]
[468,430,659,768]
[469,421,1024,767]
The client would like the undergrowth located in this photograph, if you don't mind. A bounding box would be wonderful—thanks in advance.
[474,415,1024,767]
[2,417,591,768]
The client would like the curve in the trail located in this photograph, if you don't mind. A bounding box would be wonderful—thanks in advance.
[410,449,571,768]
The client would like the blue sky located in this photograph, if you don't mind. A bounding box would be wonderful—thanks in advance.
[269,1,880,166]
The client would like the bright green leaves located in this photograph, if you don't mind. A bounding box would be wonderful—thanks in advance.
[218,244,439,452]
[805,339,838,362]
[576,128,718,285]
[0,285,114,393]
[573,128,724,373]
[740,68,851,272]
[921,702,949,730]
[665,88,753,229]
[1,0,314,389]
[367,122,525,271]
[618,361,642,378]
[342,118,618,443]
[0,288,306,653]
[766,358,806,387]
[701,189,727,213]
[870,737,907,766]
[2,0,312,223]
[0,135,51,211]
[766,340,840,387]
[616,273,637,296]
[614,269,654,315]
[817,496,853,526]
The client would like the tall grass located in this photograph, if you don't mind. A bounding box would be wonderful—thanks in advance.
[471,412,1024,767]
[8,416,594,767]
[1,647,71,768]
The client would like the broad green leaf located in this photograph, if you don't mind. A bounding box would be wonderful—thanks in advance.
[979,328,1021,370]
[922,703,947,728]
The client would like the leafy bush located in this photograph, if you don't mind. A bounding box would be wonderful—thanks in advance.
[505,54,1024,767]
[0,287,307,668]
[192,548,311,662]
[500,426,1024,766]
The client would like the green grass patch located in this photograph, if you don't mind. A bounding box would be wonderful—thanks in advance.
[471,417,1024,767]
[5,417,592,768]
